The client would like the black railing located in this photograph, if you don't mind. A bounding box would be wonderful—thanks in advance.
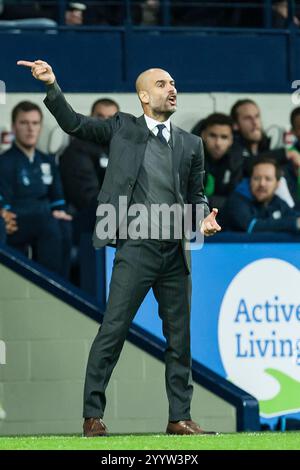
[0,0,299,29]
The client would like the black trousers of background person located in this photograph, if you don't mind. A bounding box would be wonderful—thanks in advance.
[83,238,193,422]
[7,212,72,278]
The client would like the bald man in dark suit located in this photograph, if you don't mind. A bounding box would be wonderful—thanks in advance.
[18,59,221,436]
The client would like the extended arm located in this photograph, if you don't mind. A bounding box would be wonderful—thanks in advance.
[17,60,116,144]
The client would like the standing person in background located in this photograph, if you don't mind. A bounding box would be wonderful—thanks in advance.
[59,98,119,236]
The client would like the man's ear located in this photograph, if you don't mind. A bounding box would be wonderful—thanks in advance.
[139,91,149,104]
[233,122,239,131]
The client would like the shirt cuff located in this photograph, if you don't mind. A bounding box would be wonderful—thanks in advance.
[45,80,61,101]
[50,199,66,211]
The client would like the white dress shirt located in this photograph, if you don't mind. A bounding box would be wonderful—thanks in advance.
[144,114,171,143]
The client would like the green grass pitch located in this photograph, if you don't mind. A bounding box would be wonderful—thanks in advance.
[0,432,299,450]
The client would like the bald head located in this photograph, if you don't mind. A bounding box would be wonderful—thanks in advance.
[135,68,177,121]
[136,68,169,94]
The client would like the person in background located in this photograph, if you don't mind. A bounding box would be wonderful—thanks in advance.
[289,106,300,153]
[65,2,86,25]
[59,97,119,237]
[140,0,161,25]
[230,98,300,208]
[0,101,72,276]
[221,157,300,234]
[231,99,283,169]
[200,112,241,209]
[283,106,300,208]
[272,0,299,28]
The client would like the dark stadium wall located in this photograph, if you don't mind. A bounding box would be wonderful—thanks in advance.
[1,30,299,93]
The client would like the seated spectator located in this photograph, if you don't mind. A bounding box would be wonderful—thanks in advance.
[281,106,300,207]
[199,113,241,209]
[290,105,300,142]
[231,99,283,166]
[59,97,119,238]
[65,2,86,25]
[289,106,300,157]
[140,0,161,25]
[0,101,72,277]
[230,98,299,207]
[272,0,299,28]
[221,157,300,234]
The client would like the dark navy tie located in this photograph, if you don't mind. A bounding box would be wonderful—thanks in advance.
[156,124,167,145]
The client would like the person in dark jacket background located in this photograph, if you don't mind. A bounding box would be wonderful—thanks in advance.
[221,157,300,234]
[0,101,72,276]
[230,98,300,208]
[200,112,241,209]
[59,97,119,237]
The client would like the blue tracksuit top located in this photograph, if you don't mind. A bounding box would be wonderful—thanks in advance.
[0,143,65,215]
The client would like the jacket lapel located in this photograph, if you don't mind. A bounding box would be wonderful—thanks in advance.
[136,115,150,142]
[133,116,150,174]
[171,124,184,193]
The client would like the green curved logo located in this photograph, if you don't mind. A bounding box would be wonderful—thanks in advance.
[259,368,300,417]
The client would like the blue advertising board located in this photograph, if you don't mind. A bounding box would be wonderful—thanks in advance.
[106,242,300,428]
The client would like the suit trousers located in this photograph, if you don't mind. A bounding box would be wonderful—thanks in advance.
[83,238,193,422]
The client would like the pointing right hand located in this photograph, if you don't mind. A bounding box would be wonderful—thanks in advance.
[17,59,56,85]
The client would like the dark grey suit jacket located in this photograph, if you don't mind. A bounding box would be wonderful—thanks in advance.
[44,82,209,272]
